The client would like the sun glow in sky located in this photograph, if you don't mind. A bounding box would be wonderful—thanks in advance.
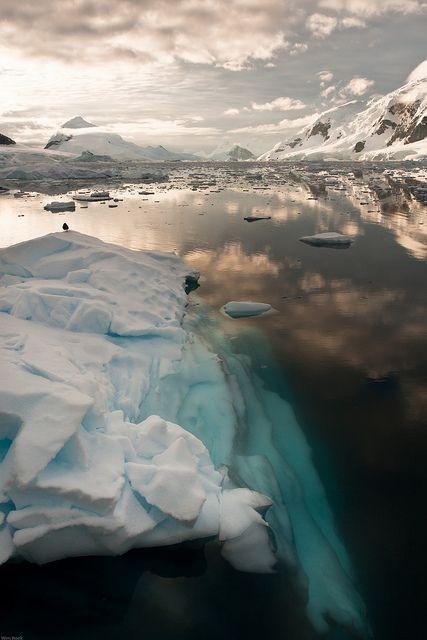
[1,0,426,153]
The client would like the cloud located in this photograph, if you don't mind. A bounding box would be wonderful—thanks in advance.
[317,70,334,86]
[187,115,205,122]
[320,85,336,98]
[318,0,426,18]
[0,0,291,70]
[231,114,318,134]
[340,16,366,28]
[306,13,338,37]
[289,42,309,55]
[1,1,425,72]
[223,108,240,116]
[306,10,370,37]
[319,75,374,104]
[341,76,375,96]
[251,97,306,111]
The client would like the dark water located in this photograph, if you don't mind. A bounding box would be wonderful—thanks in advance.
[0,163,426,639]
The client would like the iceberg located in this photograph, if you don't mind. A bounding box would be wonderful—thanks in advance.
[0,232,272,569]
[0,231,370,637]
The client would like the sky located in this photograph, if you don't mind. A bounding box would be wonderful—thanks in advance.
[0,0,426,154]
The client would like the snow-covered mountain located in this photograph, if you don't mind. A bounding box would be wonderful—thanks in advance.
[45,125,200,161]
[0,133,16,146]
[61,116,96,129]
[259,66,427,162]
[209,143,255,161]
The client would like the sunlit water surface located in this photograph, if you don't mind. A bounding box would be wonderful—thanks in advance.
[0,164,426,640]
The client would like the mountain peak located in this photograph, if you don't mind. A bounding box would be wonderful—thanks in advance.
[407,59,427,83]
[0,133,16,146]
[209,143,255,161]
[61,116,96,129]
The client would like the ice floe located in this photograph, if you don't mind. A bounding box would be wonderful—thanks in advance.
[44,201,76,212]
[244,215,271,222]
[222,301,272,318]
[299,231,354,247]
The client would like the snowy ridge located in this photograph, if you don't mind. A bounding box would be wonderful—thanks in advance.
[259,69,427,161]
[45,127,200,161]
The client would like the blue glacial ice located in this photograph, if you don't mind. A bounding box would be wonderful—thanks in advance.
[0,231,370,637]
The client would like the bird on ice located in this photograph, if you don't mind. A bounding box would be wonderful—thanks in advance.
[62,222,69,231]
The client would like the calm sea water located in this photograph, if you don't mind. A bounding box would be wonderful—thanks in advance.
[0,163,426,640]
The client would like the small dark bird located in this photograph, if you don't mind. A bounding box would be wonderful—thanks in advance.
[62,223,69,231]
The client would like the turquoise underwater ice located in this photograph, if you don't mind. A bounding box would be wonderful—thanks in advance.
[140,301,371,638]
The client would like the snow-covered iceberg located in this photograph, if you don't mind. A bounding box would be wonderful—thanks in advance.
[0,232,273,569]
[0,231,370,637]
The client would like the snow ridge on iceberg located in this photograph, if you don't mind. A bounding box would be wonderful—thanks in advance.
[0,232,273,569]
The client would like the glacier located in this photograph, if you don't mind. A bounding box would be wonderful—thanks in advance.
[0,231,370,637]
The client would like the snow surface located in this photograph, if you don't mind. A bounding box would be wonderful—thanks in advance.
[0,231,370,636]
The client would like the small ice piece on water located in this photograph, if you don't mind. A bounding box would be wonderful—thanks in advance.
[44,201,76,212]
[73,191,111,202]
[299,232,354,247]
[223,301,272,318]
[244,215,271,222]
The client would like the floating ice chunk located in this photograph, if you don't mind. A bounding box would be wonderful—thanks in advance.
[222,301,272,318]
[244,215,271,222]
[44,201,76,212]
[73,191,111,201]
[299,232,354,247]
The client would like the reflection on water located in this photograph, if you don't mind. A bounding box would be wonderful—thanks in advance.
[0,163,426,639]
